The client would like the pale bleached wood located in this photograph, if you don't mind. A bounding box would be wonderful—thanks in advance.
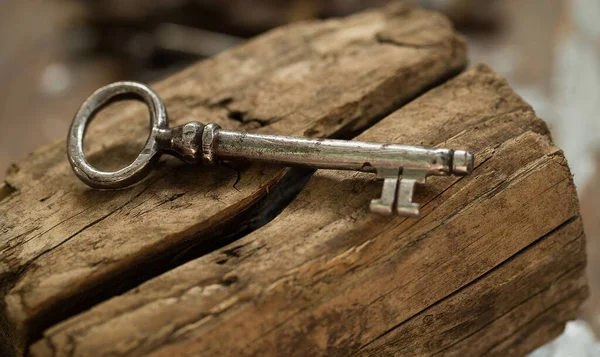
[0,4,467,356]
[30,65,587,357]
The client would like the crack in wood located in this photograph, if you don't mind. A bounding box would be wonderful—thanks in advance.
[0,181,17,204]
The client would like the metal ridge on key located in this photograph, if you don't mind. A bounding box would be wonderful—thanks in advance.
[67,81,474,217]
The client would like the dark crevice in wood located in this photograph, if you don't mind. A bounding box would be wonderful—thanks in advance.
[352,215,581,356]
[21,166,311,355]
[376,35,445,49]
[227,110,246,122]
[226,109,270,128]
[0,181,17,204]
[0,302,18,357]
[171,94,272,129]
[21,190,267,352]
[167,167,315,265]
[192,93,272,129]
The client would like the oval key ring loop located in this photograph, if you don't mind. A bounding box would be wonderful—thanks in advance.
[67,81,168,189]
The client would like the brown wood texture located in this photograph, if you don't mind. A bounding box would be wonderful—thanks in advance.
[0,4,467,356]
[29,64,587,357]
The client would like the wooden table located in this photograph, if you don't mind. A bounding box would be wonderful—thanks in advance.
[0,3,587,356]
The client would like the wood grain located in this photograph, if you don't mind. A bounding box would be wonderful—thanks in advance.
[0,4,467,356]
[29,65,587,357]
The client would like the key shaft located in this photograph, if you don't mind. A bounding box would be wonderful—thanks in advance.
[201,125,471,177]
[156,121,473,217]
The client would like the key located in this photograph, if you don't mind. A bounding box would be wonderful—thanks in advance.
[68,82,474,217]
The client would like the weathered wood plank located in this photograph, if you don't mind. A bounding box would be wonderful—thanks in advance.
[355,218,587,357]
[0,4,467,356]
[30,65,586,357]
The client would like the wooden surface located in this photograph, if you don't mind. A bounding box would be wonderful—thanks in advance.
[27,63,588,357]
[0,4,467,356]
[0,3,588,357]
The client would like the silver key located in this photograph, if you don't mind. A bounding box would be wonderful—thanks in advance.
[68,82,474,217]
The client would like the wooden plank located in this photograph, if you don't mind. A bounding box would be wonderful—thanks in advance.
[29,65,586,357]
[355,218,587,357]
[0,4,467,356]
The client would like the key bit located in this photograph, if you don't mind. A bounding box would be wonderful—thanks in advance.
[67,81,474,218]
[369,169,428,218]
[396,169,427,218]
[369,168,400,215]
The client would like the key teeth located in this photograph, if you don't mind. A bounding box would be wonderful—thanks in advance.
[370,199,394,215]
[370,169,400,215]
[397,202,421,218]
[371,199,421,217]
[369,168,427,218]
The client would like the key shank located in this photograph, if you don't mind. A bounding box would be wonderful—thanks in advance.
[208,126,472,177]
